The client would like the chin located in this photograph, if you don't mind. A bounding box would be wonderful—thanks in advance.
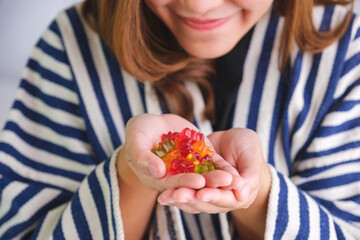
[179,37,240,59]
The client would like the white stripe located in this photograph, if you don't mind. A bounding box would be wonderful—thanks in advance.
[79,178,104,240]
[219,213,231,240]
[264,166,281,239]
[281,178,300,239]
[42,26,64,51]
[198,213,219,240]
[36,203,67,239]
[122,69,145,116]
[29,47,72,81]
[295,147,360,172]
[8,109,92,155]
[292,162,360,186]
[182,213,201,240]
[170,207,186,240]
[22,68,79,105]
[82,17,126,143]
[291,41,339,159]
[308,181,360,200]
[0,181,27,219]
[257,18,283,162]
[0,130,93,175]
[185,81,212,136]
[274,130,289,176]
[109,146,124,239]
[306,193,321,240]
[0,188,61,236]
[145,81,162,114]
[0,151,80,192]
[322,102,360,127]
[307,126,360,152]
[95,161,115,240]
[156,205,171,240]
[57,11,114,156]
[61,202,80,240]
[233,8,272,128]
[334,200,360,217]
[16,88,84,129]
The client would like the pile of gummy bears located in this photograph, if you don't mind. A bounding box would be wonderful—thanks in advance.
[151,128,219,174]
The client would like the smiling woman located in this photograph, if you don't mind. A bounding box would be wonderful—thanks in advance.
[1,0,360,239]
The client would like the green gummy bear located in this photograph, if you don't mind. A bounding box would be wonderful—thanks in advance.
[152,138,175,158]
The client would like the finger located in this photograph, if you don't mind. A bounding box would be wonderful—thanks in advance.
[160,188,231,214]
[196,188,251,209]
[158,173,206,190]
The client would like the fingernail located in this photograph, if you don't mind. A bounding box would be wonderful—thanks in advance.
[148,163,158,178]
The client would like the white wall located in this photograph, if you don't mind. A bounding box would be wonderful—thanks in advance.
[0,1,360,129]
[0,0,82,129]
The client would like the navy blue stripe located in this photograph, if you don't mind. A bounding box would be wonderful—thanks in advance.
[194,214,205,240]
[1,193,69,240]
[316,117,360,137]
[13,101,88,142]
[319,198,360,222]
[50,20,61,36]
[331,99,360,112]
[27,59,74,91]
[303,140,360,159]
[0,187,41,226]
[0,142,86,182]
[295,192,309,240]
[0,177,11,200]
[71,192,92,240]
[101,42,133,127]
[299,173,360,191]
[247,10,279,130]
[342,52,360,77]
[53,222,66,240]
[20,79,79,116]
[299,15,354,159]
[165,206,177,240]
[273,172,288,239]
[297,158,360,177]
[268,70,289,166]
[319,208,330,240]
[87,170,110,240]
[66,8,121,149]
[293,52,322,134]
[355,27,360,40]
[282,52,303,174]
[102,159,117,238]
[180,212,192,240]
[0,162,73,195]
[36,38,68,64]
[334,223,345,240]
[151,209,160,240]
[341,194,360,203]
[210,214,223,240]
[138,82,147,113]
[4,122,94,165]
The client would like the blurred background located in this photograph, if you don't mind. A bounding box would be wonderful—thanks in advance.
[0,1,360,129]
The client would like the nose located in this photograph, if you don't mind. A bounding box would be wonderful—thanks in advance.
[179,0,224,15]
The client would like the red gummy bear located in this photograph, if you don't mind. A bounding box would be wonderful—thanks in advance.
[180,128,204,143]
[169,158,195,174]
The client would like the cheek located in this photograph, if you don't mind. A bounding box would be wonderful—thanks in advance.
[232,0,272,10]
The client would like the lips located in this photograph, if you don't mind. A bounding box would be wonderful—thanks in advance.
[179,16,230,31]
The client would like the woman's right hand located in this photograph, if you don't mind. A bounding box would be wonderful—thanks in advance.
[117,113,236,192]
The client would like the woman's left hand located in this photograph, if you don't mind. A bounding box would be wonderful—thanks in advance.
[158,128,270,214]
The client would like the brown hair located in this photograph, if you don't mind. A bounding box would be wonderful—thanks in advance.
[82,0,353,122]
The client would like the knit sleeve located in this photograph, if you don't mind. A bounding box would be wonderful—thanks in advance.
[264,14,360,240]
[0,16,123,239]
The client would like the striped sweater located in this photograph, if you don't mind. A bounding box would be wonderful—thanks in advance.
[1,3,360,239]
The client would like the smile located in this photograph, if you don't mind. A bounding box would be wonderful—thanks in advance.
[179,16,230,31]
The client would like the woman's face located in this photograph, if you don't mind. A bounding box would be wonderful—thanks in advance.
[144,0,274,59]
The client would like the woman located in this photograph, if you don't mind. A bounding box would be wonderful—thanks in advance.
[0,0,359,239]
